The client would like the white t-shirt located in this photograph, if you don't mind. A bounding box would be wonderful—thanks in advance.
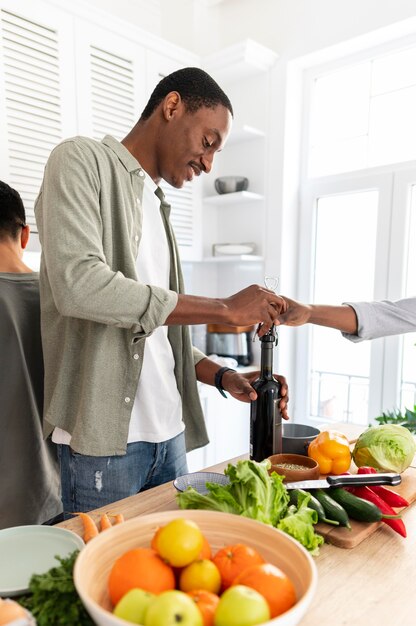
[53,171,183,446]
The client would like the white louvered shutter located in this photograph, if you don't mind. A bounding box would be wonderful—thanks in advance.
[89,45,136,141]
[0,7,64,230]
[148,52,202,260]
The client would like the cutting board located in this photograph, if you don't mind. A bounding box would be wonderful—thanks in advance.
[314,466,416,548]
[314,422,416,548]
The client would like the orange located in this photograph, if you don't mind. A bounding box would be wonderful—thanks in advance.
[187,589,220,626]
[212,544,265,590]
[199,534,212,560]
[233,562,297,618]
[108,547,175,606]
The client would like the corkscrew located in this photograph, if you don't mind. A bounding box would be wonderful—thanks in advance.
[253,276,279,345]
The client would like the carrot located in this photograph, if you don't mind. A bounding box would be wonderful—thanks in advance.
[77,512,99,543]
[100,513,113,531]
[110,513,125,524]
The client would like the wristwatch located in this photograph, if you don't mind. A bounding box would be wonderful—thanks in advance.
[214,366,236,398]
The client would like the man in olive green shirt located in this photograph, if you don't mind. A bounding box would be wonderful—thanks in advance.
[35,68,287,513]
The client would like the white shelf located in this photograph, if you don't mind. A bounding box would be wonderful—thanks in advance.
[227,124,265,145]
[199,255,264,263]
[203,39,278,83]
[204,191,263,206]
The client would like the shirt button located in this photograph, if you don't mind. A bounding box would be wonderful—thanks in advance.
[124,397,131,403]
[139,170,144,177]
[133,354,139,360]
[136,197,141,204]
[134,235,139,242]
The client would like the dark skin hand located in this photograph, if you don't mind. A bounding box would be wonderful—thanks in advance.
[166,285,288,337]
[195,358,289,420]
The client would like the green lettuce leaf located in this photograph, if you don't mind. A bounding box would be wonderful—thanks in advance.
[277,491,324,555]
[224,459,289,526]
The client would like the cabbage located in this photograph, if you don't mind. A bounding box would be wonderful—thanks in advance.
[352,424,416,473]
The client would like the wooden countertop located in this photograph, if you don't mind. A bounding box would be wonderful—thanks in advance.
[58,449,416,626]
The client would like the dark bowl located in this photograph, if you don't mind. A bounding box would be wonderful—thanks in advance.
[282,424,320,456]
[214,176,249,194]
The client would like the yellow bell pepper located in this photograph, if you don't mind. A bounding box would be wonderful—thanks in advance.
[308,430,351,474]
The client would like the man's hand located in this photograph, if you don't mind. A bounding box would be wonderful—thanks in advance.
[166,285,287,336]
[274,296,312,327]
[221,285,288,336]
[221,370,289,420]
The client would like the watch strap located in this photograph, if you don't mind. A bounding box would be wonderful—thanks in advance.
[214,366,236,398]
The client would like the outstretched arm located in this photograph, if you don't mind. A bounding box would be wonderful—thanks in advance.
[275,297,358,335]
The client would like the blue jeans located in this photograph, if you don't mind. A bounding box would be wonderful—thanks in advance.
[57,432,188,516]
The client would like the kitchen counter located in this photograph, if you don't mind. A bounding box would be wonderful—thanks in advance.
[58,451,416,626]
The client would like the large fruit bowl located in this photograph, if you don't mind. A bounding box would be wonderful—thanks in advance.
[74,509,317,626]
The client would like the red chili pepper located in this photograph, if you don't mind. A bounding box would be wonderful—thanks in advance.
[357,466,409,507]
[348,485,407,537]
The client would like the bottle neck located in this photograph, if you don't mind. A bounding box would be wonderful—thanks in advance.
[260,340,274,380]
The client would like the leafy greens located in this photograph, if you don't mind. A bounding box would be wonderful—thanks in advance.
[177,459,323,554]
[18,550,94,626]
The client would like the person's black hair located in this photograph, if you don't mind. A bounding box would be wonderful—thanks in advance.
[0,181,26,240]
[140,67,233,121]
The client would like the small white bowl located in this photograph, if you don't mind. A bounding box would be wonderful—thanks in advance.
[74,509,317,626]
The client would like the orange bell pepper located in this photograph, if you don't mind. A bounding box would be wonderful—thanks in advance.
[308,430,351,474]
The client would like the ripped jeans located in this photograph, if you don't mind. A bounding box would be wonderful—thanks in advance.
[57,432,188,517]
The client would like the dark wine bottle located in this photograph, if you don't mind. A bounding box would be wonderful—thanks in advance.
[250,326,282,461]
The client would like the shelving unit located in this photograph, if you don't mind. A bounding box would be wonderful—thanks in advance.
[203,190,263,205]
[198,255,264,263]
[227,124,265,145]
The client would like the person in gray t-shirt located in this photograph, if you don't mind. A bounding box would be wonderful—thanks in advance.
[0,181,62,528]
[275,295,416,341]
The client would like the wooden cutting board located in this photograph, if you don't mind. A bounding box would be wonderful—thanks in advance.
[315,422,416,548]
[314,466,416,548]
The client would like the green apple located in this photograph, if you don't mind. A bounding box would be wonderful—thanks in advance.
[144,590,203,626]
[113,588,155,624]
[214,585,270,626]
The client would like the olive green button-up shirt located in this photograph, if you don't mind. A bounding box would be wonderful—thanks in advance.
[35,135,208,456]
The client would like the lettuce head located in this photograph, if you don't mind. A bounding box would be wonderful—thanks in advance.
[353,424,416,473]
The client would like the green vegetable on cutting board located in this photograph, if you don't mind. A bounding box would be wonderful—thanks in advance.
[289,489,339,526]
[327,488,402,523]
[18,550,94,626]
[312,489,351,529]
[352,424,416,473]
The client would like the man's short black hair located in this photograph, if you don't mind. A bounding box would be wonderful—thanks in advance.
[0,181,26,240]
[140,67,233,121]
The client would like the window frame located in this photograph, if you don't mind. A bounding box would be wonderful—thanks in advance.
[294,36,416,426]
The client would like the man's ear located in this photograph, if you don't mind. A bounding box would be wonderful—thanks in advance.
[21,224,30,249]
[162,91,182,121]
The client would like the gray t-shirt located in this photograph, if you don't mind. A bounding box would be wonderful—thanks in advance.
[0,272,62,528]
[342,297,416,342]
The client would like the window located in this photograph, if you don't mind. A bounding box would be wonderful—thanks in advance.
[296,35,416,427]
[308,43,416,178]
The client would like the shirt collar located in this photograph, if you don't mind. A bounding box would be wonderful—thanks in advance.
[101,135,143,174]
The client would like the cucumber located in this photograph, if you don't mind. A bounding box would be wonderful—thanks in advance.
[328,488,385,523]
[313,489,351,529]
[289,489,339,526]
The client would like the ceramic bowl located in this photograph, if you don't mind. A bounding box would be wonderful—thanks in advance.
[214,175,249,194]
[282,423,320,455]
[74,509,317,626]
[267,453,320,483]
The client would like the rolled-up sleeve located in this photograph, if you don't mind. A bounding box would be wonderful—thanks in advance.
[35,140,177,333]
